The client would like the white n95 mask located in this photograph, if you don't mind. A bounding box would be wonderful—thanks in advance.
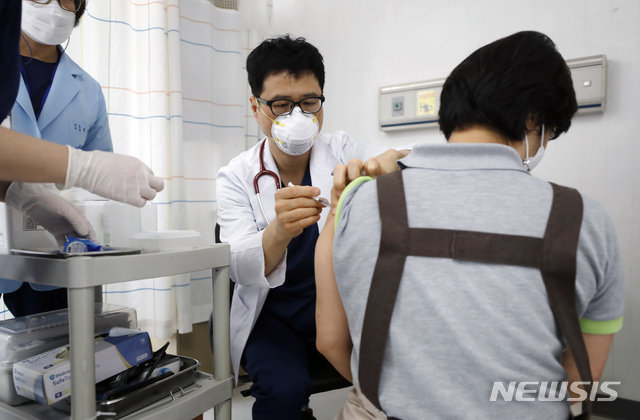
[523,123,546,172]
[22,0,76,46]
[268,107,319,156]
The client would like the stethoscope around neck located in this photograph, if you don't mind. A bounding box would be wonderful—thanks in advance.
[254,139,281,222]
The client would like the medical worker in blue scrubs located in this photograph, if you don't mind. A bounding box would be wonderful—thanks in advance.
[0,0,114,317]
[0,1,164,313]
[14,0,112,153]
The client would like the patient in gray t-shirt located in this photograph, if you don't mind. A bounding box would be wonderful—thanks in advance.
[315,31,624,420]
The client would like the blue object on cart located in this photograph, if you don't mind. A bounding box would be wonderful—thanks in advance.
[63,236,103,253]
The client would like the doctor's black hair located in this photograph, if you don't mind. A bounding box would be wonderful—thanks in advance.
[247,34,325,97]
[438,31,577,142]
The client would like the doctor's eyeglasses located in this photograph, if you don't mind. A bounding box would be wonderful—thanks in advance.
[32,0,85,13]
[256,96,325,116]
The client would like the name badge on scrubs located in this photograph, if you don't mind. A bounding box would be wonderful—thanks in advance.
[69,120,89,150]
[71,121,88,134]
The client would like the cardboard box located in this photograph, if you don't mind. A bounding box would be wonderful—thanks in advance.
[13,328,151,405]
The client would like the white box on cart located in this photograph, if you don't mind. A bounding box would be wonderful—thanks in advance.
[0,304,137,406]
[13,328,151,405]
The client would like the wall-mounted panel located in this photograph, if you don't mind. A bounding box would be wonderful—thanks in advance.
[568,55,607,114]
[378,79,445,131]
[379,55,608,131]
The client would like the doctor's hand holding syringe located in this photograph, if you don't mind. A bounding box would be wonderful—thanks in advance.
[261,148,410,277]
[0,126,164,246]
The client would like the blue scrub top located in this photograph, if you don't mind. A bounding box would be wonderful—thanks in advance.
[0,0,21,123]
[20,56,58,120]
[264,163,319,337]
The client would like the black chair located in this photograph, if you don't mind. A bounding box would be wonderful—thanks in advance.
[209,223,352,419]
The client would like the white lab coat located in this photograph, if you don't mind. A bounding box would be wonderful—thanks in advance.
[216,131,387,378]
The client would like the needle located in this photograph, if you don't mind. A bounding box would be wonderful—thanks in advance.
[287,182,331,207]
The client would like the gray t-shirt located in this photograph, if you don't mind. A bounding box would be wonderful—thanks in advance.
[333,143,624,420]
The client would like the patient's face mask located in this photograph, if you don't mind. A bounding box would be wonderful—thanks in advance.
[259,105,319,156]
[22,0,76,46]
[523,124,546,172]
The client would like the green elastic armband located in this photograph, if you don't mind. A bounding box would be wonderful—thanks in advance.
[579,316,623,335]
[334,176,374,230]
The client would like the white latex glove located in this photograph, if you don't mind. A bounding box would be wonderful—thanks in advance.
[5,182,98,247]
[58,146,164,207]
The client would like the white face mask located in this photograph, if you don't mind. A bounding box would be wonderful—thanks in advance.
[523,123,546,172]
[22,0,76,46]
[259,104,319,156]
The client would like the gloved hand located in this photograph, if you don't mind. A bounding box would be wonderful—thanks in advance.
[58,146,164,207]
[5,182,98,247]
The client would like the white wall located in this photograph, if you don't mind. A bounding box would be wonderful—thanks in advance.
[270,0,640,400]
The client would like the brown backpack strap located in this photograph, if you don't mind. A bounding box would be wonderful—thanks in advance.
[358,173,590,419]
[542,183,591,419]
[358,170,409,414]
[409,228,543,268]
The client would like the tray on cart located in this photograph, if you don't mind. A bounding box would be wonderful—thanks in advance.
[51,355,200,419]
[10,247,141,258]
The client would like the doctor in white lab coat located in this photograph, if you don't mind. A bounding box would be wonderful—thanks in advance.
[216,35,398,419]
[217,131,385,377]
[0,0,112,317]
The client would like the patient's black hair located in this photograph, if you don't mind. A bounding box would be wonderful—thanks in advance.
[439,31,577,141]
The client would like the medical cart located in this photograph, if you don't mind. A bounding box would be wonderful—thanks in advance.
[0,245,232,420]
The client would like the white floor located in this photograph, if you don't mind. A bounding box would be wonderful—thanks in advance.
[203,383,351,420]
